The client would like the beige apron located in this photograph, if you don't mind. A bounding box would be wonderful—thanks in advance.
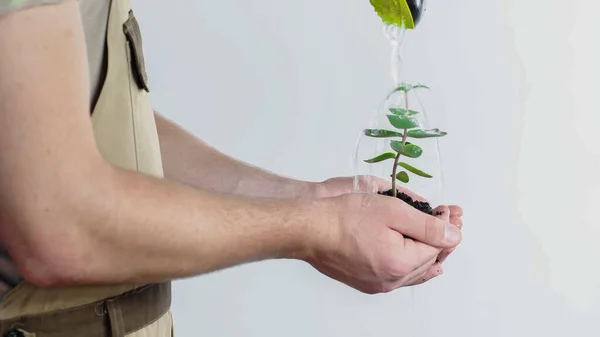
[0,0,173,335]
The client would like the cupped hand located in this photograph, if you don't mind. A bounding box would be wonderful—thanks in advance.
[313,175,464,270]
[303,192,462,294]
[407,204,463,285]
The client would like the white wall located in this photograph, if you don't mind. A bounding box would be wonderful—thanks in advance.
[132,0,600,335]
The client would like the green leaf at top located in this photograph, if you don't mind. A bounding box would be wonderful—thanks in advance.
[392,83,431,94]
[407,128,448,138]
[389,108,419,116]
[364,152,396,163]
[410,84,430,90]
[387,115,418,130]
[396,171,409,183]
[390,141,423,158]
[397,162,432,178]
[369,0,415,29]
[363,129,403,138]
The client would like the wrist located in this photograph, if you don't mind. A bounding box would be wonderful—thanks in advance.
[279,196,337,262]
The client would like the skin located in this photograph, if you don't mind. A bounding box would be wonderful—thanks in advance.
[0,0,462,294]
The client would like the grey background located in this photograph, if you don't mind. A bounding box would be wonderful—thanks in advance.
[133,0,600,335]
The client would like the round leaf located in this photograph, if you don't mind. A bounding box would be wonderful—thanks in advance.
[389,108,419,116]
[407,128,447,138]
[364,152,396,163]
[364,129,404,138]
[387,115,418,130]
[397,162,432,178]
[396,171,409,183]
[390,141,423,158]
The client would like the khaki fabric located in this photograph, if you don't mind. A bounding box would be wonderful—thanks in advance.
[127,311,174,337]
[1,0,172,334]
[78,0,111,108]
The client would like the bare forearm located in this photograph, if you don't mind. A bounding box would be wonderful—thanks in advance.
[155,113,315,198]
[0,2,319,287]
[16,163,317,286]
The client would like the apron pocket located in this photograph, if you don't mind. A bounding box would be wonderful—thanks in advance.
[123,10,150,92]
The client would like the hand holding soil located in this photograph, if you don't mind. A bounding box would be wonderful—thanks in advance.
[302,190,462,294]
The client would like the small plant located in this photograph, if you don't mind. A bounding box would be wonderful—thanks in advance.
[363,83,447,214]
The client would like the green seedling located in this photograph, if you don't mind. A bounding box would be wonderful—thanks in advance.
[363,83,447,198]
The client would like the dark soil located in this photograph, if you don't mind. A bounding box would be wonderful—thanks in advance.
[379,189,442,216]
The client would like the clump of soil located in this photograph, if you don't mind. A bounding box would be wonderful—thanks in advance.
[379,189,443,216]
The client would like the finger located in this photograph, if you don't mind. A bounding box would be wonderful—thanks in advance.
[435,208,462,263]
[448,205,463,217]
[394,205,461,249]
[436,247,455,264]
[400,238,442,278]
[393,255,438,287]
[450,216,463,230]
[407,263,444,286]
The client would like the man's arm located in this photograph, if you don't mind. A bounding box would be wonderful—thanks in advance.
[155,113,315,198]
[0,0,319,287]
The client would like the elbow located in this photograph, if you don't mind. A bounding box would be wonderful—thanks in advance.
[5,167,115,288]
[8,213,102,288]
[14,243,93,288]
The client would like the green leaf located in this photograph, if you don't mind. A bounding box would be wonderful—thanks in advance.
[397,162,432,178]
[363,129,403,138]
[364,152,396,163]
[387,115,418,129]
[407,128,448,138]
[410,84,430,90]
[390,141,423,158]
[396,171,409,183]
[369,0,415,29]
[392,83,430,94]
[389,108,419,116]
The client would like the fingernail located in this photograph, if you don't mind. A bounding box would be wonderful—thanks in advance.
[444,224,462,245]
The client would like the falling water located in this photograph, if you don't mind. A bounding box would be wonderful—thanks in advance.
[385,24,407,88]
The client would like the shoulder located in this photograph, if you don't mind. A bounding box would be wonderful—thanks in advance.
[0,0,68,15]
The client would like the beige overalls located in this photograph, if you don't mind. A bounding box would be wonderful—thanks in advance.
[0,0,173,335]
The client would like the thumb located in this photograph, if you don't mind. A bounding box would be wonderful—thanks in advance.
[395,205,462,248]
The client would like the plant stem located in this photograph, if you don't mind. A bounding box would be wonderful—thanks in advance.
[391,152,401,198]
[391,91,411,198]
